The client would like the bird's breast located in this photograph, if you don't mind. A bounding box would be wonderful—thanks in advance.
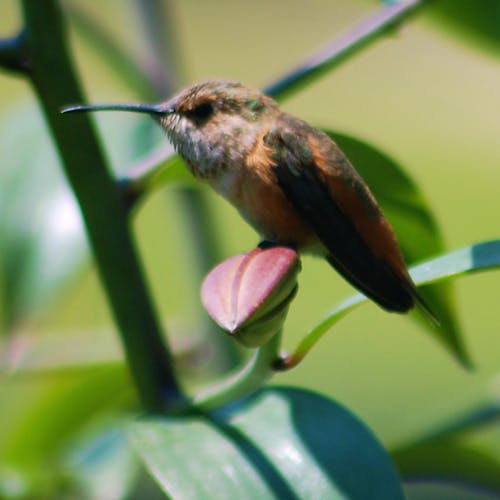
[209,141,319,252]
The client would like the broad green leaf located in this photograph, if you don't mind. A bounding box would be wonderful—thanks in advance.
[329,131,441,261]
[0,362,134,496]
[66,427,140,500]
[427,0,500,57]
[0,362,133,498]
[291,240,500,367]
[0,364,132,465]
[0,425,141,499]
[0,366,132,497]
[129,387,404,499]
[382,0,500,59]
[404,482,500,500]
[326,131,468,364]
[392,393,500,490]
[394,441,500,491]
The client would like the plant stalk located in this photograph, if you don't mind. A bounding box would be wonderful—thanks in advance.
[0,31,29,74]
[20,0,183,412]
[264,0,427,100]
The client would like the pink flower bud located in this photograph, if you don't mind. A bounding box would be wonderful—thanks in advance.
[201,246,300,347]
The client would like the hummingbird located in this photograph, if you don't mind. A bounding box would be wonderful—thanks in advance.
[63,80,435,318]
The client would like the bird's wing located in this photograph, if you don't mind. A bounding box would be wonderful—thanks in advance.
[265,114,416,312]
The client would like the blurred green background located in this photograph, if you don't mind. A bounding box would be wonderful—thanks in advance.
[1,0,499,493]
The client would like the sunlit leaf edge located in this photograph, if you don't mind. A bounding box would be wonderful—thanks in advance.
[295,240,500,365]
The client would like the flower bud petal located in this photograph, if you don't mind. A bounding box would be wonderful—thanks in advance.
[201,246,300,347]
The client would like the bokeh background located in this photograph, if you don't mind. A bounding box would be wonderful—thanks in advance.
[1,0,499,497]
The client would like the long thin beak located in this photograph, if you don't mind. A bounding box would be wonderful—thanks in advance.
[60,103,174,115]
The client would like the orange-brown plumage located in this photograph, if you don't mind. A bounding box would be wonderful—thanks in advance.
[256,113,416,311]
[306,130,411,286]
[230,127,317,248]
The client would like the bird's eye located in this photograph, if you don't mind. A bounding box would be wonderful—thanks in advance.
[186,102,213,123]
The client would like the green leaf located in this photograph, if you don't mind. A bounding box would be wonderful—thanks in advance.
[383,0,500,59]
[0,364,134,499]
[0,364,132,465]
[67,427,140,500]
[326,131,468,364]
[409,240,500,284]
[129,387,404,499]
[427,0,500,57]
[394,440,500,491]
[0,361,133,497]
[290,240,500,367]
[391,395,500,490]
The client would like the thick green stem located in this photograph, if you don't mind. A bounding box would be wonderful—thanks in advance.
[133,0,181,96]
[0,31,29,74]
[20,0,183,412]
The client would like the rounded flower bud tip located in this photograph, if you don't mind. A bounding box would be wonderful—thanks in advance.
[201,246,300,347]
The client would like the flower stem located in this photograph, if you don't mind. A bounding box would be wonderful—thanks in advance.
[192,332,282,412]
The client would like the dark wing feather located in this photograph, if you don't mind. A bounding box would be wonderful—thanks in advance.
[266,115,415,312]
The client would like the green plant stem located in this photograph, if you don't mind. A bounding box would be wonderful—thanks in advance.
[0,31,29,74]
[20,0,183,413]
[192,332,282,412]
[67,4,158,100]
[133,0,181,96]
[67,1,240,374]
[264,0,427,100]
[274,294,365,371]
